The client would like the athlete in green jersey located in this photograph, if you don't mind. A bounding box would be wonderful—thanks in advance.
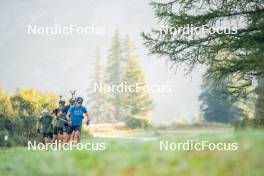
[37,108,53,144]
[51,100,67,143]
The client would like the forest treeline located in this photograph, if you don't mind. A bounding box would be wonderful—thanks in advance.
[0,88,58,146]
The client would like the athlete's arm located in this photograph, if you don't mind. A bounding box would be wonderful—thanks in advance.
[83,112,90,120]
[66,112,71,121]
[66,106,73,121]
[84,112,90,125]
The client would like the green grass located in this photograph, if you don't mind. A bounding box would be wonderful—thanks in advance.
[0,128,264,176]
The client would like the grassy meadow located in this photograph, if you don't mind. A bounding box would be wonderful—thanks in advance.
[0,128,263,176]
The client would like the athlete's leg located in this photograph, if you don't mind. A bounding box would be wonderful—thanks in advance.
[70,131,75,142]
[63,135,69,143]
[51,135,57,143]
[57,128,63,142]
[48,132,53,143]
[63,125,73,144]
[51,127,58,143]
[62,125,67,142]
[43,133,48,144]
[62,132,67,142]
[44,137,48,144]
[74,131,80,143]
[58,133,62,142]
[62,133,70,144]
[73,126,81,143]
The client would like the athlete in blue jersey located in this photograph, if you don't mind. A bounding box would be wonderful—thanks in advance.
[66,97,90,143]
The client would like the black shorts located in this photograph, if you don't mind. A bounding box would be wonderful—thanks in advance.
[67,125,81,134]
[53,126,63,135]
[43,132,53,139]
[63,124,68,133]
[62,126,69,133]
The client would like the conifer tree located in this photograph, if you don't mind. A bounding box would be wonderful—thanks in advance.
[87,47,114,123]
[142,0,264,125]
[121,55,154,121]
[105,32,154,122]
[106,30,125,121]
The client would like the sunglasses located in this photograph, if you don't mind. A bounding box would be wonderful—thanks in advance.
[77,102,82,104]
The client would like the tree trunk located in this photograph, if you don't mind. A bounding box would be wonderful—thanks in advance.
[254,76,264,126]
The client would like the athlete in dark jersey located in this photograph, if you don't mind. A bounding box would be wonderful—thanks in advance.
[51,100,67,143]
[37,109,53,144]
[62,98,75,144]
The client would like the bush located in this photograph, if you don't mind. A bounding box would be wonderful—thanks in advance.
[0,115,40,147]
[126,118,152,129]
[232,117,264,129]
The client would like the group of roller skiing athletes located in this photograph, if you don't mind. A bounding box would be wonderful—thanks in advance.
[37,96,90,144]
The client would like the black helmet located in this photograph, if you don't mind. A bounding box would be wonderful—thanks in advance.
[69,98,75,104]
[76,97,83,103]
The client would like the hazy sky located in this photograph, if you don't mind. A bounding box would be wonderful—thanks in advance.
[0,0,204,124]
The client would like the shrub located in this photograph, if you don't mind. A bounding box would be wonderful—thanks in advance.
[0,115,40,147]
[232,117,264,129]
[126,118,152,129]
